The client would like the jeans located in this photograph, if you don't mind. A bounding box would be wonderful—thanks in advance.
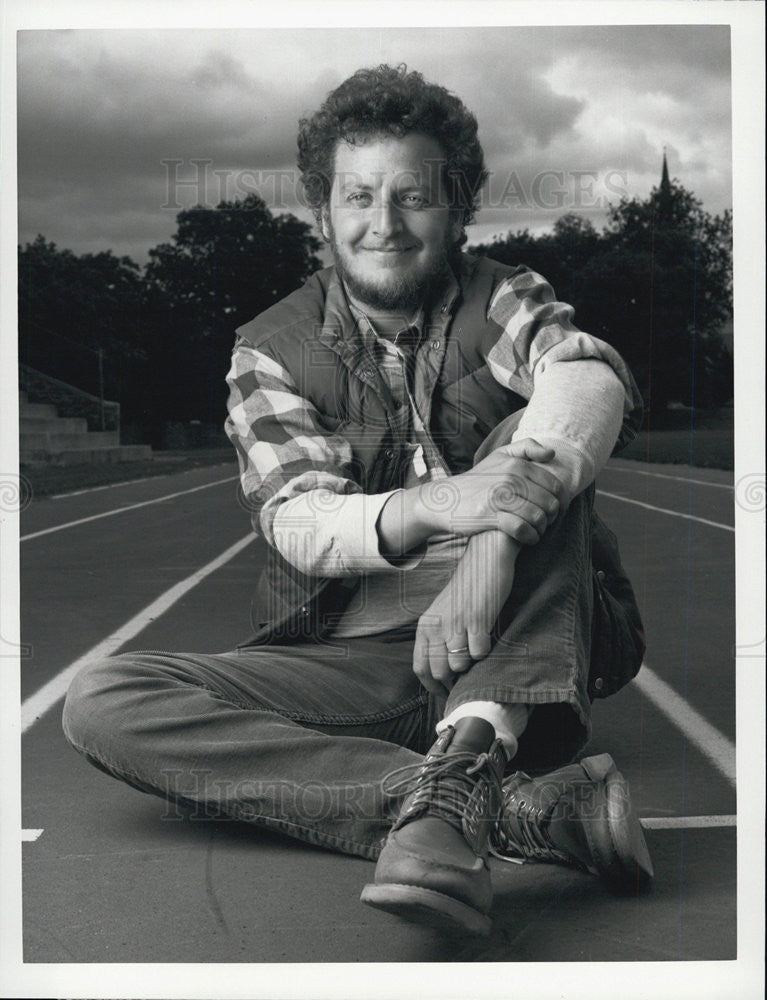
[63,485,604,862]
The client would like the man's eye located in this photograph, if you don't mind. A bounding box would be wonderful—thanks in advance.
[400,194,429,208]
[346,192,372,205]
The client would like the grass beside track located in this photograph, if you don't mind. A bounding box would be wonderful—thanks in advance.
[619,406,734,469]
[21,406,734,499]
[619,426,733,469]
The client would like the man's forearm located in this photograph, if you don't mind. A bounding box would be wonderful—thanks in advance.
[459,530,520,600]
[376,482,447,559]
[439,529,520,644]
[510,359,625,506]
[269,488,424,577]
[269,482,446,577]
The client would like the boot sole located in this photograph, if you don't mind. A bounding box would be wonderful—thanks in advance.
[581,754,654,890]
[360,883,492,936]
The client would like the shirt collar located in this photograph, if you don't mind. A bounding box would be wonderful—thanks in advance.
[346,297,425,348]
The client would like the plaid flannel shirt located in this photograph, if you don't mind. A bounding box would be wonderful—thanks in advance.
[225,259,642,577]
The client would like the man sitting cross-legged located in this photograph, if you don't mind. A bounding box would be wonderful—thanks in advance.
[63,64,652,936]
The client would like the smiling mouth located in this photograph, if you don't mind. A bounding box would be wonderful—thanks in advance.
[362,246,416,253]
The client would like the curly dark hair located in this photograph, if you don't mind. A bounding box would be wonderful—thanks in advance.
[297,64,487,242]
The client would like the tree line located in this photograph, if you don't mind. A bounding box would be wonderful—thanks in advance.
[473,180,733,415]
[18,180,732,447]
[18,195,323,446]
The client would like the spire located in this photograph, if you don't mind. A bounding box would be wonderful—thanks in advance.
[660,147,671,195]
[657,147,673,220]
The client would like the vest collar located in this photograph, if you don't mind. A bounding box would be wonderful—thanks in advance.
[317,269,364,368]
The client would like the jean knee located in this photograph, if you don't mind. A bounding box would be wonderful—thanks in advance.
[62,653,136,752]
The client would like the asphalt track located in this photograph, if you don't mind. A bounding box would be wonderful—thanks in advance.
[18,456,741,968]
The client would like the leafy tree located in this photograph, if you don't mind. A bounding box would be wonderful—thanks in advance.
[474,180,733,416]
[19,196,322,443]
[476,215,600,305]
[18,237,148,411]
[144,194,322,429]
[592,181,732,412]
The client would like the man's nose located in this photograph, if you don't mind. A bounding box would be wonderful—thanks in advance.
[371,198,403,238]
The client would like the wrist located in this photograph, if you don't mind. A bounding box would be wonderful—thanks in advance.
[468,529,520,558]
[410,481,448,536]
[378,486,439,557]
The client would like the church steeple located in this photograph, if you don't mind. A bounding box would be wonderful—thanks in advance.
[660,148,671,194]
[657,147,673,220]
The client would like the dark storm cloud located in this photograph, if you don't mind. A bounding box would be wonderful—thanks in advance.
[16,25,733,263]
[17,38,298,195]
[17,32,317,258]
[560,24,731,84]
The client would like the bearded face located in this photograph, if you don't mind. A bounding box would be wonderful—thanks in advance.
[324,132,461,316]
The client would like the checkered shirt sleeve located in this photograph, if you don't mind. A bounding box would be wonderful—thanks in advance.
[486,268,643,450]
[224,339,362,546]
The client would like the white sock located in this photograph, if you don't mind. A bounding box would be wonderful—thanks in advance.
[437,701,530,759]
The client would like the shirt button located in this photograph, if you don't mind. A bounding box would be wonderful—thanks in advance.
[431,340,441,350]
[300,606,309,616]
[360,367,375,379]
[384,448,395,461]
[597,570,606,582]
[594,677,604,692]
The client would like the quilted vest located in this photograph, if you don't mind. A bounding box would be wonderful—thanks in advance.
[235,253,528,645]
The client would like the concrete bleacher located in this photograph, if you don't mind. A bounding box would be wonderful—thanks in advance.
[19,391,151,466]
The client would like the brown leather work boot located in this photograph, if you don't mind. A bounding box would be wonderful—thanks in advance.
[360,717,506,935]
[490,753,654,891]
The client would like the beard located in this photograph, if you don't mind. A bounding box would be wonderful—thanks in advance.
[326,221,453,314]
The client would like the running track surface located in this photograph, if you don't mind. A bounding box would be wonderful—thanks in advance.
[9,455,760,992]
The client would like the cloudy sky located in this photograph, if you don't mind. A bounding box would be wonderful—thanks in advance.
[16,24,732,264]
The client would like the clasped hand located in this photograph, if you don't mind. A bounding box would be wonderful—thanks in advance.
[412,438,564,696]
[419,438,563,545]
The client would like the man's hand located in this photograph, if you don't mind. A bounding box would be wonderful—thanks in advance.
[412,531,520,696]
[378,438,563,559]
[418,438,563,545]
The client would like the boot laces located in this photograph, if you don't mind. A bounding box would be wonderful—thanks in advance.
[490,786,571,865]
[384,750,502,835]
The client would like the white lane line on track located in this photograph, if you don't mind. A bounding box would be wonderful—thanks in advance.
[605,465,734,490]
[21,475,239,541]
[49,463,234,499]
[20,533,254,733]
[595,489,734,531]
[22,829,44,841]
[633,663,736,787]
[640,815,736,829]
